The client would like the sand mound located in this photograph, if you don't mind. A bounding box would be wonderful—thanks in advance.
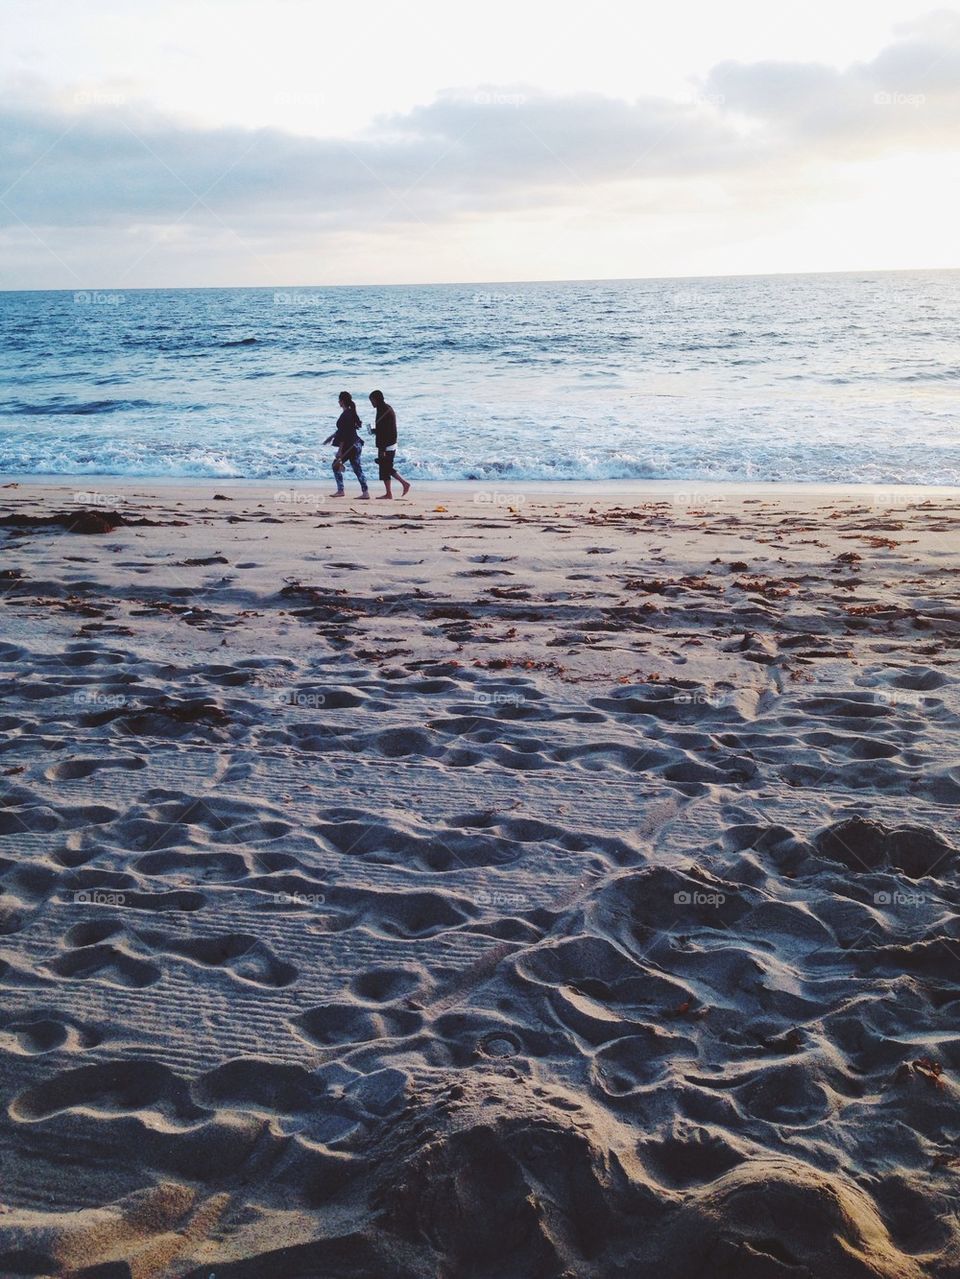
[371,1071,652,1276]
[362,1073,928,1279]
[671,1160,928,1279]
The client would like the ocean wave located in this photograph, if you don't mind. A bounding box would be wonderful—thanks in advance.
[893,367,960,382]
[0,398,156,417]
[1,440,957,486]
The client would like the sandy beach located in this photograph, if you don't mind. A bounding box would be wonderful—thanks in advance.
[1,477,959,1278]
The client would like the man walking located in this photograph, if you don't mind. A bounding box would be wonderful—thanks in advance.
[368,390,411,499]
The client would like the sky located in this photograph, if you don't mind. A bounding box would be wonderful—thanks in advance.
[1,0,959,287]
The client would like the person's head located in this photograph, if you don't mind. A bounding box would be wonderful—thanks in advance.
[369,390,385,409]
[338,391,355,410]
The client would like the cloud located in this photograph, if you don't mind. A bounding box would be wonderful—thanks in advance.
[706,18,960,154]
[0,87,747,234]
[0,18,958,241]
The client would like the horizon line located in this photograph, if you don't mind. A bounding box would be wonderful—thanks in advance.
[2,263,959,295]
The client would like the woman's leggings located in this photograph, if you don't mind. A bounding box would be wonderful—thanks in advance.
[334,444,368,493]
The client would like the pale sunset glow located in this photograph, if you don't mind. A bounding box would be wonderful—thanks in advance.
[2,0,959,286]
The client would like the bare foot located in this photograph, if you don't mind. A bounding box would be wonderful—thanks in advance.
[329,492,346,498]
[400,481,412,496]
[376,493,393,500]
[357,492,371,501]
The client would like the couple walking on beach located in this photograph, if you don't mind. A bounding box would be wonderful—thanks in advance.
[325,390,411,500]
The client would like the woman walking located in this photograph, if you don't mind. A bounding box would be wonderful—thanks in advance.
[326,391,370,499]
[368,389,411,499]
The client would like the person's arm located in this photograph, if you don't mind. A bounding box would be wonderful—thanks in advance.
[384,407,398,449]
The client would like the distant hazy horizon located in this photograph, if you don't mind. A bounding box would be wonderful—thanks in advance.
[3,264,960,296]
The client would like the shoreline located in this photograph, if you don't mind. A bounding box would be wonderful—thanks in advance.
[3,474,959,501]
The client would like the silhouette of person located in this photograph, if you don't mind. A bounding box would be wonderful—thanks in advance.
[326,391,369,499]
[368,390,411,499]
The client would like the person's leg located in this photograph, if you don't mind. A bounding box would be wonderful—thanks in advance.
[391,463,411,496]
[330,458,345,496]
[377,453,393,498]
[349,450,369,498]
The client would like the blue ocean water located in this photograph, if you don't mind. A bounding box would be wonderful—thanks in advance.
[0,272,958,483]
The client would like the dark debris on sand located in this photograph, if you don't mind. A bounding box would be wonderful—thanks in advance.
[0,509,179,534]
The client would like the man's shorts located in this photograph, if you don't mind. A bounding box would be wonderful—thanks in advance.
[377,449,397,481]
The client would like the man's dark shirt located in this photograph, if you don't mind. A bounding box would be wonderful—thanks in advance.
[373,404,398,451]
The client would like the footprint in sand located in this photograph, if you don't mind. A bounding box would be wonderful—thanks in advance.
[135,929,297,987]
[293,1001,421,1048]
[351,965,425,1003]
[0,1014,102,1055]
[48,943,160,989]
[134,848,250,881]
[9,1059,203,1124]
[42,755,147,782]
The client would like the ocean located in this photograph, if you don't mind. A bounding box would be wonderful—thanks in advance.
[1,271,958,485]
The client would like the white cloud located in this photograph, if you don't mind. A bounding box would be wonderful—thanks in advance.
[1,11,959,285]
